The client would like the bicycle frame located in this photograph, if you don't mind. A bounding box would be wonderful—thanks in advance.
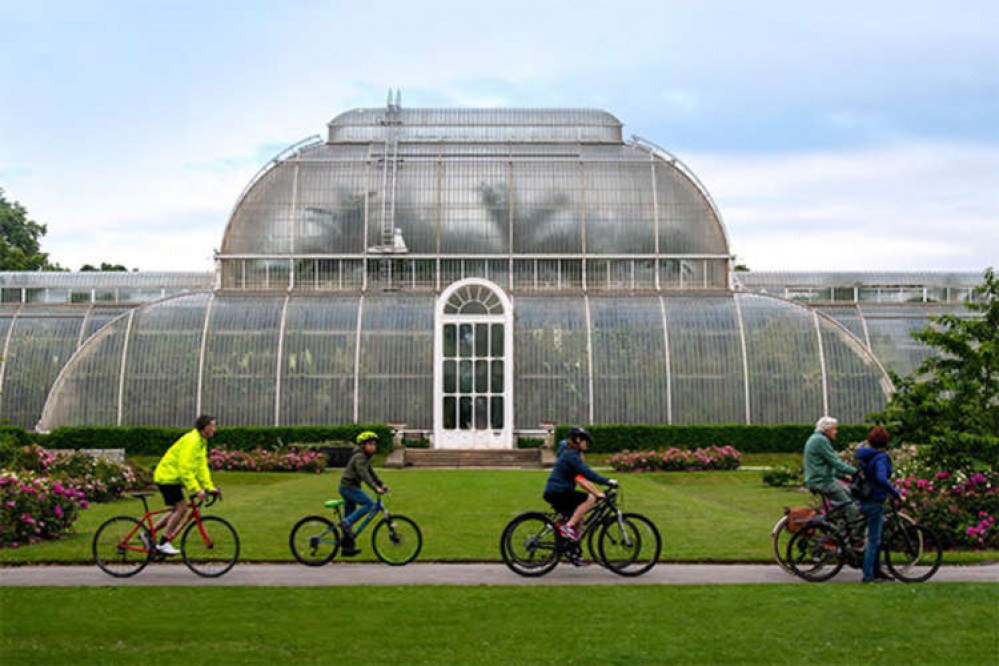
[551,488,632,553]
[336,496,390,538]
[122,493,215,554]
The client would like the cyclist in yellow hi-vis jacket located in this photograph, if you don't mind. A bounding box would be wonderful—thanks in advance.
[151,415,219,555]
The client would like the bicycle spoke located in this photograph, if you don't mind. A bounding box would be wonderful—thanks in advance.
[182,516,240,577]
[290,516,339,566]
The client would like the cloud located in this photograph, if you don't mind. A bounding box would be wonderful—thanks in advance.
[688,140,999,270]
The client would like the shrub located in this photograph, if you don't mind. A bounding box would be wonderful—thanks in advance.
[553,424,871,454]
[761,464,803,488]
[41,425,395,455]
[207,448,327,474]
[517,438,545,449]
[0,473,89,548]
[608,445,741,472]
[899,471,998,549]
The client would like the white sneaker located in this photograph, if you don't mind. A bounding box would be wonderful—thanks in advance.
[156,541,180,556]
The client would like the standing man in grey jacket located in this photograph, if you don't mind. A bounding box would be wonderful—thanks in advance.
[803,416,864,548]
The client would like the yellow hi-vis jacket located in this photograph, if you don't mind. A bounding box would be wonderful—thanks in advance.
[153,429,216,493]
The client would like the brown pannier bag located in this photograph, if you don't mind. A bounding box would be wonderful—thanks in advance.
[785,506,817,533]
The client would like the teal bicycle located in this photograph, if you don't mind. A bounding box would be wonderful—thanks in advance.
[289,494,422,566]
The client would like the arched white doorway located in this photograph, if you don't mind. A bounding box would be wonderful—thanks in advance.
[433,279,514,449]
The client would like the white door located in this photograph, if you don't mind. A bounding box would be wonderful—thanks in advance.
[433,279,513,449]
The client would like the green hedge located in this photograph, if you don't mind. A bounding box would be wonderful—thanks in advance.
[34,425,395,455]
[553,424,874,454]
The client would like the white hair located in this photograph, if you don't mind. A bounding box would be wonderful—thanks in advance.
[815,416,839,434]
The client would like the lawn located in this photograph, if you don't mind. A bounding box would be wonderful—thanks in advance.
[1,585,996,664]
[2,468,996,564]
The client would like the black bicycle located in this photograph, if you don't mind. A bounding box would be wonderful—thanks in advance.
[499,486,661,577]
[785,496,942,582]
[289,494,422,566]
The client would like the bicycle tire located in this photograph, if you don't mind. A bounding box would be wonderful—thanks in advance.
[181,516,240,578]
[290,515,340,566]
[500,512,560,577]
[599,513,661,577]
[93,516,152,578]
[884,523,942,583]
[771,515,795,574]
[785,522,845,582]
[372,514,422,565]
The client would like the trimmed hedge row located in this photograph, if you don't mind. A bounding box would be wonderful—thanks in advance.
[2,423,873,456]
[553,424,874,454]
[17,425,395,455]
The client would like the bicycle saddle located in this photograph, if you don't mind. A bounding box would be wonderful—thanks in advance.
[324,499,346,508]
[129,491,155,498]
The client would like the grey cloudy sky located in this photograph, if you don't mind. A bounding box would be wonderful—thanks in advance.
[1,0,996,272]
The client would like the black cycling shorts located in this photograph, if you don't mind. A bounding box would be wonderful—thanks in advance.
[157,483,184,507]
[544,490,588,519]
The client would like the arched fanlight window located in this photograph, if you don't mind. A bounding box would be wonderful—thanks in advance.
[443,284,504,316]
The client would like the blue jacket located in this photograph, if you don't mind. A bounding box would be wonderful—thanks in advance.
[544,448,610,495]
[856,446,901,502]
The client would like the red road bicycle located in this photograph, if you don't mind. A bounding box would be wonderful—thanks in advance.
[92,491,240,578]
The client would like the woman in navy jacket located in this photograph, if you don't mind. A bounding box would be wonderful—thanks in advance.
[856,427,902,583]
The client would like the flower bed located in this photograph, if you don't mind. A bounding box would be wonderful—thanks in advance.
[208,448,327,474]
[899,471,997,549]
[1,443,149,503]
[609,445,742,472]
[0,473,89,548]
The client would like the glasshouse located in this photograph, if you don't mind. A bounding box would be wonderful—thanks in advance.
[1,103,981,446]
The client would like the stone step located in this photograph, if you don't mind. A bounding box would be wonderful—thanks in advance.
[399,448,544,469]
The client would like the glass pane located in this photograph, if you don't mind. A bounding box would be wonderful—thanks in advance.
[491,323,504,356]
[459,323,472,357]
[490,397,503,429]
[459,397,472,429]
[475,397,488,429]
[443,360,456,393]
[459,360,472,393]
[475,360,488,392]
[444,324,456,357]
[443,397,456,430]
[491,360,504,392]
[475,323,488,357]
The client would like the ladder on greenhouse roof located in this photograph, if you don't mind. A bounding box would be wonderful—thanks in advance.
[373,90,406,251]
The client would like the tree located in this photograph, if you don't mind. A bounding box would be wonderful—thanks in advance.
[872,268,999,470]
[0,188,62,271]
[80,263,130,271]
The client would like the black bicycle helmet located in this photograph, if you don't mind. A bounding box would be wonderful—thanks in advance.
[566,426,593,443]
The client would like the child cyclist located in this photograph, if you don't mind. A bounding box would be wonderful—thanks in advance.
[337,431,388,556]
[543,426,616,541]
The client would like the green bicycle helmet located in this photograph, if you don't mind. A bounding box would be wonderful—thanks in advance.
[356,431,379,444]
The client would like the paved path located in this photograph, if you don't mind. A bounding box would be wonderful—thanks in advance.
[2,562,997,587]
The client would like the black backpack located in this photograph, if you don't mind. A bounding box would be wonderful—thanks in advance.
[849,455,879,501]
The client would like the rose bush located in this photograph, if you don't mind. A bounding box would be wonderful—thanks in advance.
[208,448,327,473]
[609,445,741,472]
[0,473,89,548]
[898,471,997,549]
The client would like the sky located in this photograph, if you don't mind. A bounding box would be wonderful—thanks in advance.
[1,0,996,273]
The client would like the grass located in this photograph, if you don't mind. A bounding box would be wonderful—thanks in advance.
[1,585,997,664]
[2,468,996,564]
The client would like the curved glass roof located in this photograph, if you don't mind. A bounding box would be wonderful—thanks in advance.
[0,303,132,427]
[328,108,623,143]
[39,291,889,430]
[220,143,728,260]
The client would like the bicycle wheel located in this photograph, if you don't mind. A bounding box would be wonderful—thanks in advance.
[501,512,560,577]
[599,513,661,577]
[93,516,152,578]
[884,523,942,583]
[372,515,422,565]
[290,515,340,566]
[771,515,795,574]
[181,516,240,578]
[785,522,845,582]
